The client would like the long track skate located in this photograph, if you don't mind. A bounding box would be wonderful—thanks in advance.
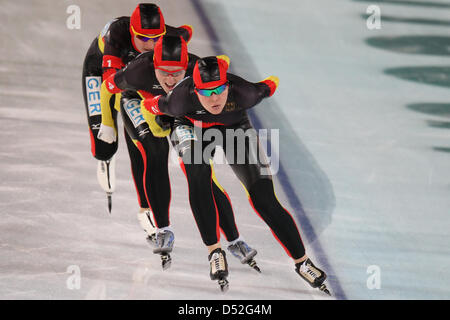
[296,258,331,296]
[227,240,261,273]
[153,230,175,270]
[218,277,229,293]
[138,210,157,247]
[159,253,172,270]
[97,157,116,214]
[247,259,261,273]
[209,248,229,293]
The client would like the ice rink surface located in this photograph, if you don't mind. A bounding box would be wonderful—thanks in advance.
[0,0,449,299]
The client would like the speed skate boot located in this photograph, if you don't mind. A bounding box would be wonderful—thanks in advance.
[137,210,157,246]
[227,240,261,273]
[295,258,331,295]
[96,156,116,213]
[209,248,229,292]
[153,229,175,270]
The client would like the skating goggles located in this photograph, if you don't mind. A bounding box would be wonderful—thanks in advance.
[131,26,166,42]
[195,83,228,97]
[156,67,186,77]
[137,35,161,42]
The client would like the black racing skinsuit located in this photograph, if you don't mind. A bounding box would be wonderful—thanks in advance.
[110,51,240,240]
[154,74,306,259]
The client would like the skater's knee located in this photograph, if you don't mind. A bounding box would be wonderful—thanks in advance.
[247,178,279,210]
[93,148,116,161]
[184,164,212,184]
[203,236,219,247]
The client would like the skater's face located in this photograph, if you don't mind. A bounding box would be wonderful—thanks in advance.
[155,66,187,93]
[195,83,229,115]
[133,34,159,52]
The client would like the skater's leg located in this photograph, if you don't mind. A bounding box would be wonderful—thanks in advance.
[224,123,329,293]
[123,128,157,234]
[179,160,221,248]
[173,123,222,248]
[231,161,307,261]
[82,38,118,161]
[175,132,245,245]
[224,123,307,261]
[210,165,240,242]
[82,38,119,212]
[121,93,171,229]
[137,134,171,228]
[209,163,261,271]
[174,124,230,289]
[246,178,306,261]
[123,95,174,269]
[123,127,149,209]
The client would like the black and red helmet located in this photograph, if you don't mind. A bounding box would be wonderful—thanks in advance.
[153,35,188,70]
[130,3,166,37]
[193,55,230,89]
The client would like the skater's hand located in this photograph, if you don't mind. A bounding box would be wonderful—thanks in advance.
[141,95,163,115]
[178,25,193,43]
[97,124,117,144]
[260,75,279,96]
[155,115,172,131]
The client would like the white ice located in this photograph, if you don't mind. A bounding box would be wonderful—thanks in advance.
[0,0,449,299]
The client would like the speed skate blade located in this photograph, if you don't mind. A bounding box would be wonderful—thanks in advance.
[107,192,112,214]
[161,254,172,270]
[97,157,116,193]
[218,278,229,293]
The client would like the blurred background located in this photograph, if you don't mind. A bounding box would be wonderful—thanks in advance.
[0,0,449,299]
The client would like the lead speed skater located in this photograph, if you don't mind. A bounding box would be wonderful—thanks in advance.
[142,55,331,295]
